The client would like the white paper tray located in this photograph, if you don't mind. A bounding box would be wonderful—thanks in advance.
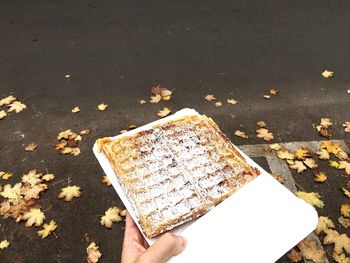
[93,108,318,263]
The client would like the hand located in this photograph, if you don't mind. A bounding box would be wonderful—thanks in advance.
[121,212,187,263]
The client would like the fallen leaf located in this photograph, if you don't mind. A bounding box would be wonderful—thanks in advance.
[42,174,55,182]
[0,240,10,249]
[343,122,350,133]
[287,248,302,262]
[269,143,282,151]
[339,161,350,175]
[157,107,171,118]
[320,118,333,128]
[276,149,295,160]
[333,252,350,263]
[102,176,111,186]
[0,172,13,180]
[0,110,7,120]
[263,94,271,99]
[227,98,237,105]
[80,129,90,135]
[323,229,350,254]
[139,99,146,104]
[204,94,216,101]
[0,183,22,200]
[100,207,122,228]
[25,143,38,152]
[330,160,340,169]
[7,101,27,113]
[37,220,57,239]
[297,240,326,263]
[342,188,350,198]
[314,172,327,183]
[149,94,162,103]
[20,184,48,200]
[21,208,45,227]
[316,216,335,235]
[58,185,82,202]
[295,148,311,160]
[337,151,349,161]
[87,242,102,263]
[234,130,248,139]
[304,158,318,169]
[0,95,16,106]
[21,170,42,187]
[321,141,342,155]
[0,198,36,220]
[322,70,334,78]
[316,126,331,139]
[57,130,77,140]
[98,103,108,111]
[296,192,324,208]
[270,88,279,95]
[256,128,274,141]
[289,160,307,173]
[72,106,80,113]
[316,149,330,160]
[214,101,222,107]
[339,216,350,229]
[120,209,127,217]
[256,121,267,128]
[341,204,350,218]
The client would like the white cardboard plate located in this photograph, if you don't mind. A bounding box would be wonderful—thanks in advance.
[93,108,318,263]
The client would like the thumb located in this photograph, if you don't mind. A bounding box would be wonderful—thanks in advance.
[139,233,186,263]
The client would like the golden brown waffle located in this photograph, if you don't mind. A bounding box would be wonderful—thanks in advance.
[97,114,259,238]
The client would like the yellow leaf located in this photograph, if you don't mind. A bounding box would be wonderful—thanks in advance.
[214,101,222,107]
[314,172,327,183]
[100,207,122,228]
[0,110,7,120]
[289,160,307,173]
[58,185,82,202]
[270,88,279,95]
[330,160,340,169]
[87,242,102,263]
[303,158,318,169]
[342,188,350,198]
[149,94,162,103]
[42,173,55,182]
[276,149,295,160]
[227,98,237,105]
[25,143,38,152]
[297,239,326,263]
[0,95,16,106]
[139,99,146,104]
[102,176,111,186]
[269,143,282,151]
[0,183,22,200]
[315,216,335,235]
[320,118,333,128]
[322,70,334,78]
[7,101,27,113]
[321,141,341,155]
[71,106,80,113]
[157,107,171,118]
[256,121,267,128]
[204,94,216,101]
[339,161,350,175]
[316,149,330,160]
[21,169,42,186]
[0,240,10,249]
[338,216,350,229]
[343,122,350,133]
[37,220,57,239]
[97,103,108,111]
[234,130,248,139]
[333,252,350,263]
[0,172,13,180]
[295,148,311,160]
[296,192,324,208]
[256,128,274,141]
[341,204,350,218]
[323,229,350,254]
[21,208,45,227]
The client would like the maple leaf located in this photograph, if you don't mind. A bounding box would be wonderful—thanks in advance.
[314,172,327,183]
[60,147,73,154]
[37,220,57,239]
[276,149,295,160]
[157,107,171,118]
[316,149,330,160]
[256,128,274,141]
[0,183,22,200]
[80,129,90,135]
[58,185,82,202]
[337,151,349,161]
[120,209,127,217]
[97,103,108,111]
[339,161,350,175]
[100,207,122,228]
[7,101,27,113]
[0,240,10,249]
[72,106,80,113]
[234,130,248,139]
[55,141,67,150]
[71,147,81,156]
[330,160,340,169]
[289,160,307,173]
[341,204,350,218]
[0,110,7,120]
[149,94,162,103]
[0,95,16,106]
[343,122,350,133]
[339,216,350,229]
[322,70,334,78]
[25,143,38,152]
[213,101,222,107]
[57,130,77,140]
[333,252,350,263]
[321,141,341,155]
[21,170,42,186]
[304,158,318,169]
[0,172,13,180]
[256,121,267,128]
[21,208,45,227]
[269,143,282,151]
[150,85,172,98]
[102,176,111,186]
[139,99,146,104]
[287,249,302,262]
[20,184,48,200]
[316,126,331,138]
[315,216,335,235]
[227,98,237,105]
[342,188,350,198]
[320,118,333,128]
[270,88,279,95]
[297,240,326,263]
[0,199,36,220]
[42,174,55,182]
[87,242,102,263]
[296,192,324,208]
[204,94,216,101]
[295,148,311,160]
[323,229,350,254]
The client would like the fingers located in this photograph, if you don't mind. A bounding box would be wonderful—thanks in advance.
[124,212,146,245]
[139,233,187,263]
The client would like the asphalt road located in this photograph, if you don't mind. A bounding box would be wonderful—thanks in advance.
[0,0,349,262]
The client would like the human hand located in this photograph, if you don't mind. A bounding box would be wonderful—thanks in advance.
[121,212,187,263]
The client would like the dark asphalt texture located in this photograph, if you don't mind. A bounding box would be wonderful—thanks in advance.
[0,0,349,262]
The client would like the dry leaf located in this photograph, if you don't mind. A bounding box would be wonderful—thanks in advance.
[87,242,102,263]
[314,172,327,183]
[295,148,311,160]
[42,174,55,182]
[234,130,248,139]
[25,143,38,152]
[0,183,22,200]
[341,204,350,218]
[72,106,80,113]
[150,94,162,103]
[256,128,274,141]
[0,172,13,180]
[322,70,334,78]
[316,126,331,139]
[296,192,324,208]
[316,216,335,235]
[139,99,146,104]
[270,88,279,95]
[204,94,216,101]
[57,130,77,140]
[120,209,127,217]
[339,216,350,229]
[256,121,267,128]
[321,141,342,155]
[80,129,90,135]
[320,118,333,128]
[20,184,48,200]
[21,170,42,187]
[333,252,350,263]
[227,98,237,105]
[0,240,10,249]
[214,101,222,107]
[323,229,350,254]
[343,122,350,133]
[287,248,302,262]
[7,101,27,113]
[98,103,108,111]
[289,160,307,173]
[297,240,326,263]
[263,94,271,99]
[330,160,340,169]
[102,176,111,186]
[0,95,16,106]
[0,110,7,120]
[100,207,122,228]
[37,220,57,239]
[157,107,171,118]
[339,161,350,175]
[269,143,282,151]
[276,149,295,160]
[342,188,350,198]
[58,185,82,202]
[304,158,318,169]
[21,208,45,227]
[0,198,36,220]
[337,151,349,161]
[316,149,330,160]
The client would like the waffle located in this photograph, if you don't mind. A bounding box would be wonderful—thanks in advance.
[97,114,260,238]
